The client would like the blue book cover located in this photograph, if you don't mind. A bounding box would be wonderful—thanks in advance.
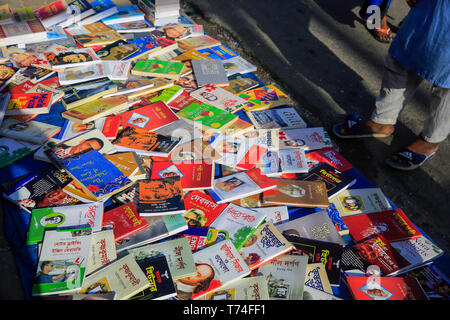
[102,5,145,24]
[198,44,238,60]
[126,36,160,60]
[61,149,132,199]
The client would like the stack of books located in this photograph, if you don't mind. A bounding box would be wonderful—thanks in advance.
[0,0,447,303]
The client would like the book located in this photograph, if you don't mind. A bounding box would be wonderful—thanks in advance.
[173,73,198,93]
[299,163,357,199]
[239,221,294,270]
[95,39,140,60]
[138,176,185,216]
[330,187,392,217]
[26,202,104,245]
[85,228,117,275]
[79,253,150,300]
[342,208,422,243]
[239,85,291,112]
[160,23,204,41]
[223,56,257,77]
[262,178,329,209]
[6,92,53,116]
[257,149,309,177]
[256,254,309,300]
[403,264,450,300]
[191,85,249,114]
[112,126,181,157]
[224,75,260,95]
[150,160,215,191]
[278,127,333,150]
[176,101,239,133]
[62,95,129,124]
[191,60,229,87]
[183,190,228,227]
[44,46,101,69]
[200,276,270,300]
[31,225,92,296]
[115,214,188,253]
[246,106,308,129]
[103,60,131,82]
[174,239,251,300]
[177,226,220,252]
[0,136,40,169]
[58,63,109,86]
[0,4,13,25]
[129,254,177,300]
[102,202,149,242]
[177,35,221,51]
[250,206,290,225]
[208,168,277,204]
[125,35,162,61]
[33,0,68,28]
[346,276,428,300]
[59,149,134,201]
[26,83,64,106]
[2,168,80,212]
[0,19,48,47]
[276,210,346,246]
[102,5,145,25]
[118,101,179,132]
[79,0,118,26]
[108,20,154,33]
[304,262,333,294]
[73,30,125,47]
[54,0,96,29]
[131,59,184,80]
[209,203,266,250]
[325,203,350,236]
[128,237,196,280]
[302,285,342,300]
[0,118,60,144]
[59,77,117,109]
[197,44,238,61]
[305,148,353,171]
[104,152,146,181]
[222,118,255,137]
[283,235,343,286]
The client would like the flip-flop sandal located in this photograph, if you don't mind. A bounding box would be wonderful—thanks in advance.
[371,27,394,43]
[333,114,392,139]
[385,147,436,171]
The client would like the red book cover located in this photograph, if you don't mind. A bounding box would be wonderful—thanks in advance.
[33,0,66,21]
[39,75,59,88]
[183,190,228,227]
[236,144,267,170]
[119,101,179,132]
[346,276,428,300]
[167,90,197,111]
[102,202,149,242]
[343,208,422,243]
[305,148,353,171]
[150,160,215,191]
[9,81,35,94]
[102,115,122,140]
[6,92,52,115]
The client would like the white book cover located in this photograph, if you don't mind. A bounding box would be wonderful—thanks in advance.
[103,60,131,81]
[200,276,269,300]
[86,228,117,276]
[223,56,257,77]
[278,127,333,150]
[246,107,308,129]
[330,187,392,217]
[58,63,108,86]
[0,118,60,144]
[251,206,289,225]
[190,85,248,113]
[278,148,309,173]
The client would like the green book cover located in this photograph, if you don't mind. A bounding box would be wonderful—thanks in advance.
[31,225,92,296]
[176,101,238,130]
[150,85,183,104]
[133,59,184,76]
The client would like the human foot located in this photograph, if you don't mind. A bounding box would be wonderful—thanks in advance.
[333,115,394,139]
[386,138,438,171]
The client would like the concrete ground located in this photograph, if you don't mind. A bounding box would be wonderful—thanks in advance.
[0,0,449,300]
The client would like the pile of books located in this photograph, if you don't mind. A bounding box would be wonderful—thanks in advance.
[0,0,448,301]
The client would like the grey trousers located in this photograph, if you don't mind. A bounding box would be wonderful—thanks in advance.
[370,54,450,144]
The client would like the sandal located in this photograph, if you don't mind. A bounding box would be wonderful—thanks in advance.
[333,114,393,139]
[371,27,395,43]
[385,147,436,171]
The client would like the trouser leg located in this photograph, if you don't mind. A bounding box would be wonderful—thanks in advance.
[421,85,450,144]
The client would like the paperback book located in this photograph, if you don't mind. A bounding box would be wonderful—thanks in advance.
[0,118,60,145]
[278,127,333,150]
[131,59,184,80]
[239,85,290,111]
[191,85,248,113]
[183,190,228,227]
[0,136,40,169]
[191,60,229,87]
[246,106,308,129]
[85,228,117,276]
[200,276,270,300]
[330,187,392,217]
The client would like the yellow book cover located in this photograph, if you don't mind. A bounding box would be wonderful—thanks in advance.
[104,152,145,180]
[240,85,292,112]
[74,31,125,47]
[0,4,13,23]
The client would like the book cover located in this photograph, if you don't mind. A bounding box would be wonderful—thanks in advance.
[79,253,150,300]
[173,73,199,93]
[346,276,428,300]
[239,85,290,111]
[305,148,353,171]
[262,178,329,209]
[129,254,177,300]
[73,30,125,47]
[330,187,392,217]
[183,190,228,227]
[0,136,40,169]
[102,202,149,242]
[128,237,196,281]
[0,19,48,47]
[109,20,154,33]
[126,35,162,61]
[224,75,260,95]
[60,149,133,200]
[209,203,266,250]
[250,206,290,225]
[256,254,308,300]
[59,77,117,109]
[222,56,257,77]
[239,221,294,270]
[201,276,269,300]
[177,35,221,51]
[257,149,309,177]
[44,46,101,69]
[3,168,80,212]
[246,106,308,130]
[86,228,117,275]
[325,203,350,236]
[138,176,185,216]
[343,208,422,243]
[102,5,145,25]
[302,285,342,300]
[0,118,60,144]
[132,59,184,80]
[276,210,346,246]
[175,100,239,132]
[104,151,145,181]
[304,263,333,294]
[58,62,109,86]
[26,83,64,106]
[174,239,251,300]
[95,39,140,60]
[6,92,53,115]
[112,126,181,156]
[299,162,357,199]
[191,60,229,87]
[197,44,238,61]
[160,23,204,41]
[191,85,249,114]
[31,225,92,296]
[283,235,343,286]
[278,127,333,150]
[62,95,129,124]
[403,264,450,300]
[208,168,277,204]
[26,202,103,245]
[150,160,215,191]
[177,226,220,252]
